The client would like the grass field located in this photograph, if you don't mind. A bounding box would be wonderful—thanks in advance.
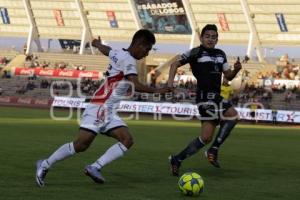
[0,106,300,200]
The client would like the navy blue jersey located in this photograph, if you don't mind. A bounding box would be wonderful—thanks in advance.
[179,45,229,96]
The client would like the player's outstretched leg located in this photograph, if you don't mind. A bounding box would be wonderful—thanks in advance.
[169,137,205,176]
[35,130,94,187]
[35,159,49,187]
[35,142,76,187]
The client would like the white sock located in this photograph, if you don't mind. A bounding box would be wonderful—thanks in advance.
[91,142,128,170]
[41,142,76,169]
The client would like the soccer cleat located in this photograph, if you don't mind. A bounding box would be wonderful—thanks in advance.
[35,159,48,187]
[205,148,221,168]
[84,165,105,184]
[169,155,181,177]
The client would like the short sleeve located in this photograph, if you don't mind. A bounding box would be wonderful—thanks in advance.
[178,49,192,65]
[222,51,230,71]
[108,49,113,58]
[123,57,138,76]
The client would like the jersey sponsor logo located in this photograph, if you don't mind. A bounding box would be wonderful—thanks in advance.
[216,56,224,63]
[111,55,118,63]
[126,64,135,72]
[197,56,224,64]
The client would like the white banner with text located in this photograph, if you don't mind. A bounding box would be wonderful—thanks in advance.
[52,97,300,123]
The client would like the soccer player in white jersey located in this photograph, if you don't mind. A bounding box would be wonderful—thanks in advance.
[36,29,171,187]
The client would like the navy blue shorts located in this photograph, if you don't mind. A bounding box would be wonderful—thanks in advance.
[197,93,232,123]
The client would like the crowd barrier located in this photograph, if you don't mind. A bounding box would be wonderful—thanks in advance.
[1,96,299,123]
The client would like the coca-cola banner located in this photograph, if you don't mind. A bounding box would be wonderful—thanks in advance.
[12,67,102,80]
[0,96,52,108]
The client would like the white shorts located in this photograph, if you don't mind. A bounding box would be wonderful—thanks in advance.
[80,103,127,134]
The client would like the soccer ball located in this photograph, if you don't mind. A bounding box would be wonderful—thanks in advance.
[178,172,204,196]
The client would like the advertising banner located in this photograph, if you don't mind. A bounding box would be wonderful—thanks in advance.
[217,13,229,31]
[275,13,288,32]
[51,97,300,123]
[59,39,81,49]
[53,9,65,26]
[0,96,52,108]
[0,7,10,24]
[133,0,191,34]
[106,11,118,28]
[13,67,102,80]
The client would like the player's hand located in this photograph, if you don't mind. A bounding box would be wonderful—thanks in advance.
[233,58,242,72]
[92,36,102,48]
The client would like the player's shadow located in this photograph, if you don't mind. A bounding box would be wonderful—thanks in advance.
[185,167,244,180]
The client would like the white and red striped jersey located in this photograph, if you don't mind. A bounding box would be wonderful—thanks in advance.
[90,48,137,105]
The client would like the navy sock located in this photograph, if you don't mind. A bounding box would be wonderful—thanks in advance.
[175,137,205,161]
[211,120,237,149]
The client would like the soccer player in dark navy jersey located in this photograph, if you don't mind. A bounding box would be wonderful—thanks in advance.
[167,24,242,176]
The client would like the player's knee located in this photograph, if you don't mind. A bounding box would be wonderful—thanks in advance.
[200,135,213,144]
[73,141,90,152]
[223,106,239,119]
[120,135,134,149]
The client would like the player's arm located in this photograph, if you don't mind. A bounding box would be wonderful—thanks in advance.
[126,74,171,94]
[167,55,185,88]
[91,36,111,56]
[223,57,242,81]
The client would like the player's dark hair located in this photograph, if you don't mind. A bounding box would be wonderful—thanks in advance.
[200,24,218,37]
[131,29,156,45]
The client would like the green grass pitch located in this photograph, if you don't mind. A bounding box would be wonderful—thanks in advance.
[0,106,300,200]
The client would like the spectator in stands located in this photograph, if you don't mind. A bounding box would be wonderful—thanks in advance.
[249,98,261,124]
[285,91,292,104]
[16,85,26,94]
[159,77,167,86]
[26,81,35,90]
[242,55,250,63]
[40,80,50,88]
[41,61,49,69]
[23,43,27,54]
[35,29,171,187]
[0,86,2,95]
[149,67,157,88]
[280,54,289,62]
[73,45,78,54]
[167,24,242,175]
[271,108,278,125]
[0,56,8,65]
[2,70,11,78]
[220,77,234,101]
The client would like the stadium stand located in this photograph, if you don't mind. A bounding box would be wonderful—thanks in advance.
[189,0,250,44]
[32,52,108,71]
